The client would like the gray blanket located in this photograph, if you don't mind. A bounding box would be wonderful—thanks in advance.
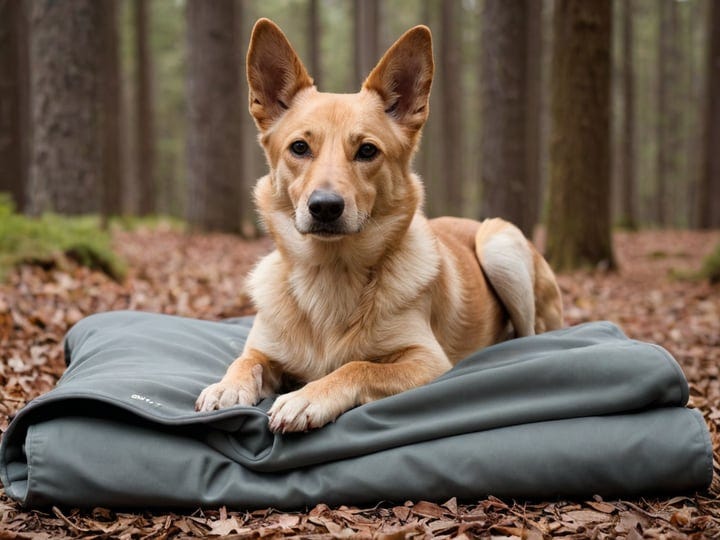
[0,311,712,509]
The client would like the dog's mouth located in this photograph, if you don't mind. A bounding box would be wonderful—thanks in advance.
[295,218,368,241]
[305,222,350,240]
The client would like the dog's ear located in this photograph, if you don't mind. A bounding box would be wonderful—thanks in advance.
[363,26,434,135]
[247,19,314,131]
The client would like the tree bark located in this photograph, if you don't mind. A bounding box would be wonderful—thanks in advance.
[100,0,123,221]
[418,0,444,217]
[619,0,637,230]
[525,0,543,237]
[237,0,259,237]
[308,0,322,89]
[546,0,616,271]
[441,0,463,217]
[135,0,156,216]
[656,0,678,227]
[0,0,29,212]
[699,0,720,228]
[27,0,103,215]
[186,0,244,233]
[353,0,379,88]
[480,0,530,234]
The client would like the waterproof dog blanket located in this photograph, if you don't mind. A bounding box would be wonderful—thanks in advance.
[0,311,712,509]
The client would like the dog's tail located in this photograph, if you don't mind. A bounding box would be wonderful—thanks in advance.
[474,218,563,336]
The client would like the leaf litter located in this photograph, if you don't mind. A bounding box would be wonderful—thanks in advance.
[1,227,719,539]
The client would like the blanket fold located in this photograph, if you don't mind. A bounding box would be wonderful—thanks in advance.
[0,311,712,509]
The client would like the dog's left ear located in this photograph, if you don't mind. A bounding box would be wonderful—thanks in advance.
[363,26,434,136]
[247,18,314,131]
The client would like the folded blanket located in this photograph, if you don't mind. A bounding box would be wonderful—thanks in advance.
[0,311,712,509]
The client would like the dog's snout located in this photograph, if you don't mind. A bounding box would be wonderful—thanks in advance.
[308,190,345,223]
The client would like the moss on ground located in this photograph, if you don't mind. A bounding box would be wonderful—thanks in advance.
[0,194,126,281]
[700,243,720,284]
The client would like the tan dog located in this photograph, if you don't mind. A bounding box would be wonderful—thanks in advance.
[195,19,563,432]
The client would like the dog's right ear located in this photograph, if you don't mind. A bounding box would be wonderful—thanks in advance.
[247,19,313,131]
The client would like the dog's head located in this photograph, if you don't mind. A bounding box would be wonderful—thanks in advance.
[247,19,433,246]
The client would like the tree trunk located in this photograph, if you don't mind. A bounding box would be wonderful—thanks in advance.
[418,0,444,217]
[525,0,543,237]
[656,0,678,227]
[186,0,244,233]
[546,0,616,271]
[685,0,704,228]
[27,0,103,215]
[100,0,123,221]
[0,0,29,212]
[353,0,379,88]
[700,0,720,228]
[480,0,530,234]
[308,0,322,89]
[237,0,259,237]
[135,0,156,216]
[441,0,463,217]
[619,0,637,230]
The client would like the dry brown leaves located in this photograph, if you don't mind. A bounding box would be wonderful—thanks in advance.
[2,496,720,539]
[1,228,719,539]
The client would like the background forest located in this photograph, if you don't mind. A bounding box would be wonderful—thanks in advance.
[2,1,720,538]
[1,0,719,272]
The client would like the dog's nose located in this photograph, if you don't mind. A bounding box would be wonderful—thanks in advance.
[308,190,345,222]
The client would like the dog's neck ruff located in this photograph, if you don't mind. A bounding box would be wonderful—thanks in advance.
[257,209,440,327]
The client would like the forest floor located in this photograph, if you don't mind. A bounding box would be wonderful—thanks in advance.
[1,227,719,539]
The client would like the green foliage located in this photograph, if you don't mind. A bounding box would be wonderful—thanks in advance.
[0,194,126,281]
[700,243,720,284]
[670,243,720,283]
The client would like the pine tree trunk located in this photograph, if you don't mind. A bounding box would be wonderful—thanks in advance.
[100,0,123,221]
[27,0,103,215]
[656,0,678,227]
[237,0,259,237]
[0,0,29,212]
[525,0,543,237]
[418,0,443,217]
[135,0,156,216]
[546,0,616,271]
[619,0,637,230]
[699,0,720,229]
[186,0,244,233]
[480,0,530,234]
[308,0,322,89]
[353,0,379,88]
[441,0,463,216]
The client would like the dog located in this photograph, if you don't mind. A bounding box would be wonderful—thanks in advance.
[195,19,563,432]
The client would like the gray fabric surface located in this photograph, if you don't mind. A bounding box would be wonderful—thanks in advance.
[0,311,712,509]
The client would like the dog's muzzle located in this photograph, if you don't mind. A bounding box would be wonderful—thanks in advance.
[299,189,358,238]
[308,190,345,223]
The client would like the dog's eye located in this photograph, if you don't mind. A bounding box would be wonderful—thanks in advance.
[355,143,378,161]
[290,140,310,157]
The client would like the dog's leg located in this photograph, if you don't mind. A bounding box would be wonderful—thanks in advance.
[531,251,564,333]
[195,348,281,412]
[475,218,537,337]
[268,345,450,432]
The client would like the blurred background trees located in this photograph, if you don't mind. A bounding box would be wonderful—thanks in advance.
[0,0,718,269]
[546,0,615,271]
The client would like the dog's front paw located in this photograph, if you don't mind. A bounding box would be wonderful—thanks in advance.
[268,383,347,433]
[195,365,262,412]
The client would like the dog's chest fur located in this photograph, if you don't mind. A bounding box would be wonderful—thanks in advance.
[247,216,444,381]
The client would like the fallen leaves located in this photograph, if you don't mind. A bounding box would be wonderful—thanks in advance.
[1,228,720,538]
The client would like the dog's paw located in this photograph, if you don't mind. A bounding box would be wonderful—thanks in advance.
[195,365,262,412]
[268,383,346,433]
